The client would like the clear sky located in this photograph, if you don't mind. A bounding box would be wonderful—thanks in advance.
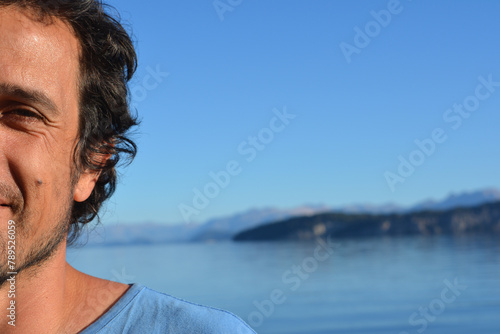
[102,0,500,225]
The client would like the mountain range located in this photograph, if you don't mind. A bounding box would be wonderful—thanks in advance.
[234,200,500,241]
[80,188,500,246]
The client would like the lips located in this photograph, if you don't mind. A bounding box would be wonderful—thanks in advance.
[0,187,22,213]
[0,202,13,213]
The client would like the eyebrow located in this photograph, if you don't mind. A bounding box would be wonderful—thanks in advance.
[0,83,60,116]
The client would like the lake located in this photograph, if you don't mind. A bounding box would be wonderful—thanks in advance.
[66,235,500,334]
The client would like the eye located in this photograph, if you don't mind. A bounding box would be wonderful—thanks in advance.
[1,108,45,123]
[5,109,43,119]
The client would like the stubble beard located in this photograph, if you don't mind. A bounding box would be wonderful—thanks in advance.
[0,189,74,288]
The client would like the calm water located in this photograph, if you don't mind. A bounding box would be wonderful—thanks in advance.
[67,235,500,334]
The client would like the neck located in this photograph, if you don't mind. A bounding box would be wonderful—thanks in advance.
[0,242,70,332]
[0,241,129,333]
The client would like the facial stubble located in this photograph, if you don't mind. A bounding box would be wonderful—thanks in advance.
[0,180,75,287]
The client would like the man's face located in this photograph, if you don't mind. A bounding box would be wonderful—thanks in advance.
[0,7,93,283]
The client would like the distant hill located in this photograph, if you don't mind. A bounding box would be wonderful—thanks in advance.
[79,188,500,246]
[408,188,500,212]
[233,201,500,241]
[192,188,500,241]
[80,222,199,247]
[189,205,330,242]
[331,188,500,214]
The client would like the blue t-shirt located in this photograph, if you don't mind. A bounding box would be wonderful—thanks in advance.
[80,283,256,334]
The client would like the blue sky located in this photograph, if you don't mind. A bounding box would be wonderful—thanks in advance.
[102,0,500,225]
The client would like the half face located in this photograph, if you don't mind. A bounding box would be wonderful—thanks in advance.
[0,6,96,284]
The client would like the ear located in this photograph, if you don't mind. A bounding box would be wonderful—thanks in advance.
[73,170,100,202]
[73,149,112,202]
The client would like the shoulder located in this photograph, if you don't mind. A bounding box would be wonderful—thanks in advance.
[84,284,256,334]
[137,286,256,334]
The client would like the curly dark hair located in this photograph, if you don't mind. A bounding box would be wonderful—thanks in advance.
[0,0,139,244]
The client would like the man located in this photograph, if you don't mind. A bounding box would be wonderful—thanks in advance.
[0,1,255,333]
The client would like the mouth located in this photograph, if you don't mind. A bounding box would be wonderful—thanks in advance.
[0,196,16,211]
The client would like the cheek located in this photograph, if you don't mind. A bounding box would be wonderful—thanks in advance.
[7,137,74,206]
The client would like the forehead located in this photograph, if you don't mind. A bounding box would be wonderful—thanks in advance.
[0,6,80,114]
